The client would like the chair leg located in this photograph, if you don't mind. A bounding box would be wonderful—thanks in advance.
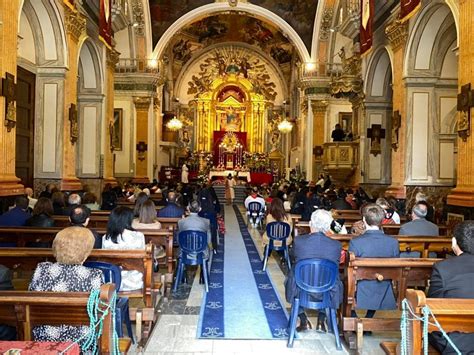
[287,298,300,348]
[284,247,291,271]
[172,260,183,292]
[330,308,342,350]
[122,301,135,344]
[202,260,209,292]
[325,307,332,332]
[262,245,270,271]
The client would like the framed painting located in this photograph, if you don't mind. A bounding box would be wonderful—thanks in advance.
[339,112,352,133]
[447,212,464,236]
[113,108,123,151]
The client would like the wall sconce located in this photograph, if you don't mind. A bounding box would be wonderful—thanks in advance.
[136,141,148,161]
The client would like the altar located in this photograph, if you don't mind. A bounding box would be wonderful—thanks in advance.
[209,169,251,182]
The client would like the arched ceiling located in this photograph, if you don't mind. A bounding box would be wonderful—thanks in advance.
[149,0,318,53]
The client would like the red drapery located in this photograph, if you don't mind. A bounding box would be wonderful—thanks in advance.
[213,131,247,166]
[400,0,421,22]
[99,0,113,48]
[360,0,374,56]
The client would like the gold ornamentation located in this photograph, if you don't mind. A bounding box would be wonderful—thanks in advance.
[392,110,401,151]
[64,6,86,42]
[330,48,363,98]
[5,101,16,132]
[106,48,120,69]
[319,8,334,41]
[133,97,151,111]
[385,20,408,52]
[131,0,145,36]
[187,48,277,101]
[456,83,473,142]
[311,100,328,114]
[69,103,78,144]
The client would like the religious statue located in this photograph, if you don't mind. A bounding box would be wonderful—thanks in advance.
[181,163,189,184]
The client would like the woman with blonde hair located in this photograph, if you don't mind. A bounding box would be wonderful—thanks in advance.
[29,227,103,343]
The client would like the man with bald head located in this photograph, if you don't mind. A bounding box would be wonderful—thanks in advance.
[157,191,185,218]
[400,202,439,236]
[285,209,343,332]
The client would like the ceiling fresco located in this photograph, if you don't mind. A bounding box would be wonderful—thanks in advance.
[149,0,212,47]
[250,0,318,52]
[168,14,297,67]
[149,1,318,53]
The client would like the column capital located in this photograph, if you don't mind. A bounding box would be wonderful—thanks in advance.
[310,100,329,114]
[106,48,120,70]
[64,6,86,42]
[133,97,151,111]
[385,19,408,52]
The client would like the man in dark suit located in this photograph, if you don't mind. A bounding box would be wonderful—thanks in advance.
[157,191,185,218]
[400,202,439,236]
[399,202,439,257]
[428,221,474,354]
[0,195,30,226]
[349,204,399,318]
[285,209,343,332]
[178,200,211,258]
[69,205,102,249]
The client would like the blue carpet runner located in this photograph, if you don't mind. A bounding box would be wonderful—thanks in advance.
[198,205,288,339]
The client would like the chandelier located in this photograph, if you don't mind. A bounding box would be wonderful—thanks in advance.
[278,118,293,133]
[166,117,183,131]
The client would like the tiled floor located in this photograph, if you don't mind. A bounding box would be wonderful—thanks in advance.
[141,206,400,354]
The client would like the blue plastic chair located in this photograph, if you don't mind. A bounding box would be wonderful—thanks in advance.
[262,221,291,271]
[247,201,264,229]
[83,261,134,343]
[199,210,219,248]
[172,230,209,293]
[287,258,341,350]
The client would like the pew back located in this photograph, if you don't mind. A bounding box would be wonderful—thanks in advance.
[0,283,115,353]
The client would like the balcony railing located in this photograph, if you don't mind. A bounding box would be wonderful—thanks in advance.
[115,58,161,74]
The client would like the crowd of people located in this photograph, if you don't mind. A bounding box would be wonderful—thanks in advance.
[0,178,472,354]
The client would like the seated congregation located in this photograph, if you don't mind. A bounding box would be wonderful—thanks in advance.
[0,178,472,354]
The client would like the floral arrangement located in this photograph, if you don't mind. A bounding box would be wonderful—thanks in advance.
[243,151,269,171]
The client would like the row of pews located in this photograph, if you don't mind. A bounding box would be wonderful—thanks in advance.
[0,215,181,350]
[0,208,469,353]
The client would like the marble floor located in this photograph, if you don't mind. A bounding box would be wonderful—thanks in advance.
[140,206,400,354]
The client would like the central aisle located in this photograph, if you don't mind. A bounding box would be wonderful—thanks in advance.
[223,204,272,338]
[198,205,288,339]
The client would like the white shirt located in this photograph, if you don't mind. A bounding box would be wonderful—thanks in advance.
[102,229,145,250]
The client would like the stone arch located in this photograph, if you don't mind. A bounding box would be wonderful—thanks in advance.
[403,1,458,186]
[77,39,104,178]
[150,2,311,63]
[18,0,67,67]
[365,47,393,99]
[363,46,393,185]
[404,2,456,76]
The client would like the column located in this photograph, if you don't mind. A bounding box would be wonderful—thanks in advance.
[60,6,86,191]
[0,0,23,196]
[311,100,328,180]
[103,48,119,186]
[133,97,151,183]
[384,19,408,198]
[447,0,474,208]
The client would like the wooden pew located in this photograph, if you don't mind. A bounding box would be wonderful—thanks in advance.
[0,246,155,307]
[0,246,157,343]
[0,283,129,353]
[0,227,175,280]
[382,224,448,236]
[342,253,440,351]
[292,224,451,257]
[381,289,474,354]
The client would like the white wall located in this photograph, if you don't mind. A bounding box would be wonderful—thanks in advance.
[114,98,135,176]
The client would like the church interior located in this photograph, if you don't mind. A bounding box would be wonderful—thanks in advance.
[0,0,474,354]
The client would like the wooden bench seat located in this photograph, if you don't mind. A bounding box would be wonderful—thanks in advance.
[381,289,474,354]
[0,226,175,280]
[343,253,440,351]
[0,283,129,353]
